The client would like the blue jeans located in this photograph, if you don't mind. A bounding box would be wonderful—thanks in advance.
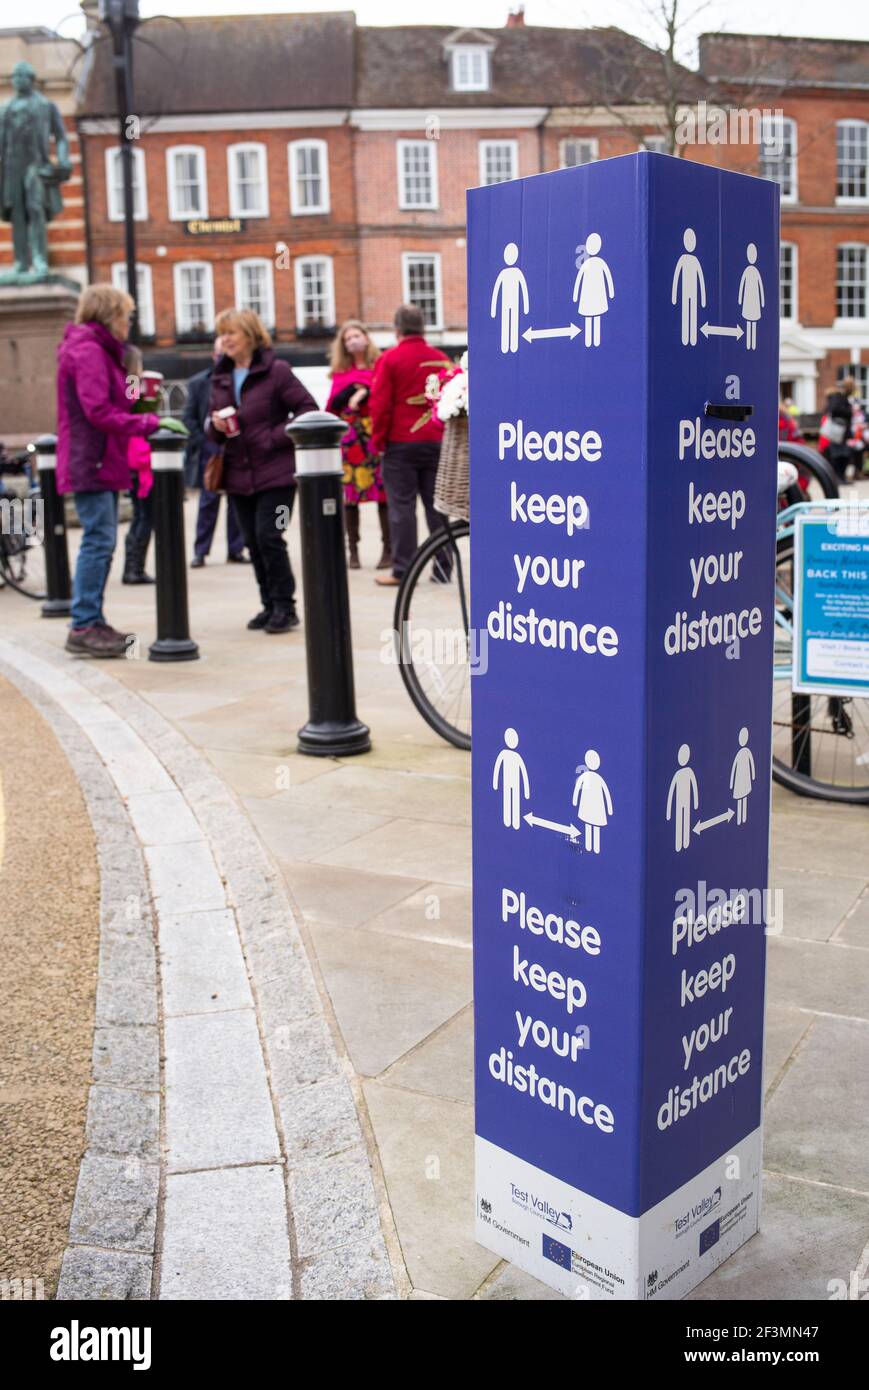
[72,490,118,628]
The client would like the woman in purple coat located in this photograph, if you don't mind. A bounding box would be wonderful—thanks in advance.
[209,309,317,633]
[56,285,161,657]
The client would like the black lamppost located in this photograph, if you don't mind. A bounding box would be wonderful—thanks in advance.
[99,0,141,342]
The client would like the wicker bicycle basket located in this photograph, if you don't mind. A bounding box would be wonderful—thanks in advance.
[433,413,469,522]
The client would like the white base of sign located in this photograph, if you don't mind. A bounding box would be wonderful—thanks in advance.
[475,1129,762,1299]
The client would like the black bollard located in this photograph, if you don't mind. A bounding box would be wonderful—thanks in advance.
[148,427,199,662]
[33,434,72,618]
[285,411,370,756]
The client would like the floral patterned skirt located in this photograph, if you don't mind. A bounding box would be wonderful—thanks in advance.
[342,415,387,505]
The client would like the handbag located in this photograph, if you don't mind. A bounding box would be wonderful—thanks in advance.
[203,448,224,493]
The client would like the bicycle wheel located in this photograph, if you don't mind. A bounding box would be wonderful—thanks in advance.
[778,442,839,502]
[394,519,471,750]
[771,534,869,801]
[0,518,47,600]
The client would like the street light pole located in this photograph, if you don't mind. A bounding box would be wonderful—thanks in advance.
[100,0,141,342]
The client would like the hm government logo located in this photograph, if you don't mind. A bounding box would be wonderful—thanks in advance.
[479,1197,492,1216]
[510,1181,572,1232]
[647,1269,658,1290]
[675,1185,722,1234]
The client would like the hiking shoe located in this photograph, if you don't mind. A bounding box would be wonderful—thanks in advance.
[247,608,272,630]
[65,625,127,658]
[264,608,299,634]
[96,621,135,645]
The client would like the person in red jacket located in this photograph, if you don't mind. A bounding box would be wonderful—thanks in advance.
[208,308,316,633]
[368,303,450,586]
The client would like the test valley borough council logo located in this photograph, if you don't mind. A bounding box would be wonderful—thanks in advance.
[510,1182,572,1231]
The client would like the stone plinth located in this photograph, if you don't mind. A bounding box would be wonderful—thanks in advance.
[0,279,80,441]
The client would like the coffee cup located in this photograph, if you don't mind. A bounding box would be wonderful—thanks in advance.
[140,370,164,402]
[217,406,241,438]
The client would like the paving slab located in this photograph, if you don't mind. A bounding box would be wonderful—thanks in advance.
[309,921,473,1076]
[125,789,204,848]
[160,1165,292,1300]
[764,1016,869,1191]
[362,1080,498,1299]
[289,1144,383,1258]
[384,1006,474,1105]
[279,857,428,931]
[762,1004,813,1094]
[770,867,865,942]
[57,1248,153,1301]
[686,1174,869,1301]
[837,893,869,947]
[766,936,869,1020]
[143,841,227,916]
[362,881,472,949]
[164,1010,280,1172]
[315,816,472,887]
[159,909,253,1016]
[298,1235,395,1300]
[68,1153,159,1253]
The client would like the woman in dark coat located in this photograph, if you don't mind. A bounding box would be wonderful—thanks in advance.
[209,309,317,632]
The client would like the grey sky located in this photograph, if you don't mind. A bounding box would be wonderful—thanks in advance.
[28,0,869,57]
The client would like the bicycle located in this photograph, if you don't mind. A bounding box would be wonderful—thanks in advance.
[773,497,869,802]
[778,440,839,504]
[393,514,471,750]
[0,448,47,602]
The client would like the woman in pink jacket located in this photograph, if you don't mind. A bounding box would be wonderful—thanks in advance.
[56,286,160,656]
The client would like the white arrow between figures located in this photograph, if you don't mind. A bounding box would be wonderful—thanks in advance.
[700,323,744,341]
[522,324,582,343]
[524,812,581,840]
[693,809,735,834]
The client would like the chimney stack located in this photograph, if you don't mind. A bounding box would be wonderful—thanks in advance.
[506,5,525,26]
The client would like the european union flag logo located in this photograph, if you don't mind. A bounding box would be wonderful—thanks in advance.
[543,1235,572,1270]
[699,1219,720,1256]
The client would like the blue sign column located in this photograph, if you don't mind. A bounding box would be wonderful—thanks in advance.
[468,153,778,1300]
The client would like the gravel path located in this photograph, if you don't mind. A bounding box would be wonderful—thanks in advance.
[0,674,100,1298]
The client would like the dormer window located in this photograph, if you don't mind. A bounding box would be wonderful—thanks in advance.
[452,45,490,91]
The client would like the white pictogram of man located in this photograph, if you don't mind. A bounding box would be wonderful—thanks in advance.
[493,727,530,829]
[671,228,706,347]
[666,743,698,852]
[729,726,756,824]
[491,242,530,354]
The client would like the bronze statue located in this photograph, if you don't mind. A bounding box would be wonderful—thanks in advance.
[0,60,71,283]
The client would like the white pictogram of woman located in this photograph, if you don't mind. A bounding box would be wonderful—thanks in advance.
[572,233,615,348]
[729,727,756,824]
[572,749,613,853]
[738,244,765,351]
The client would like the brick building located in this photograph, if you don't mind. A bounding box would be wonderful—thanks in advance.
[691,34,869,409]
[70,12,868,407]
